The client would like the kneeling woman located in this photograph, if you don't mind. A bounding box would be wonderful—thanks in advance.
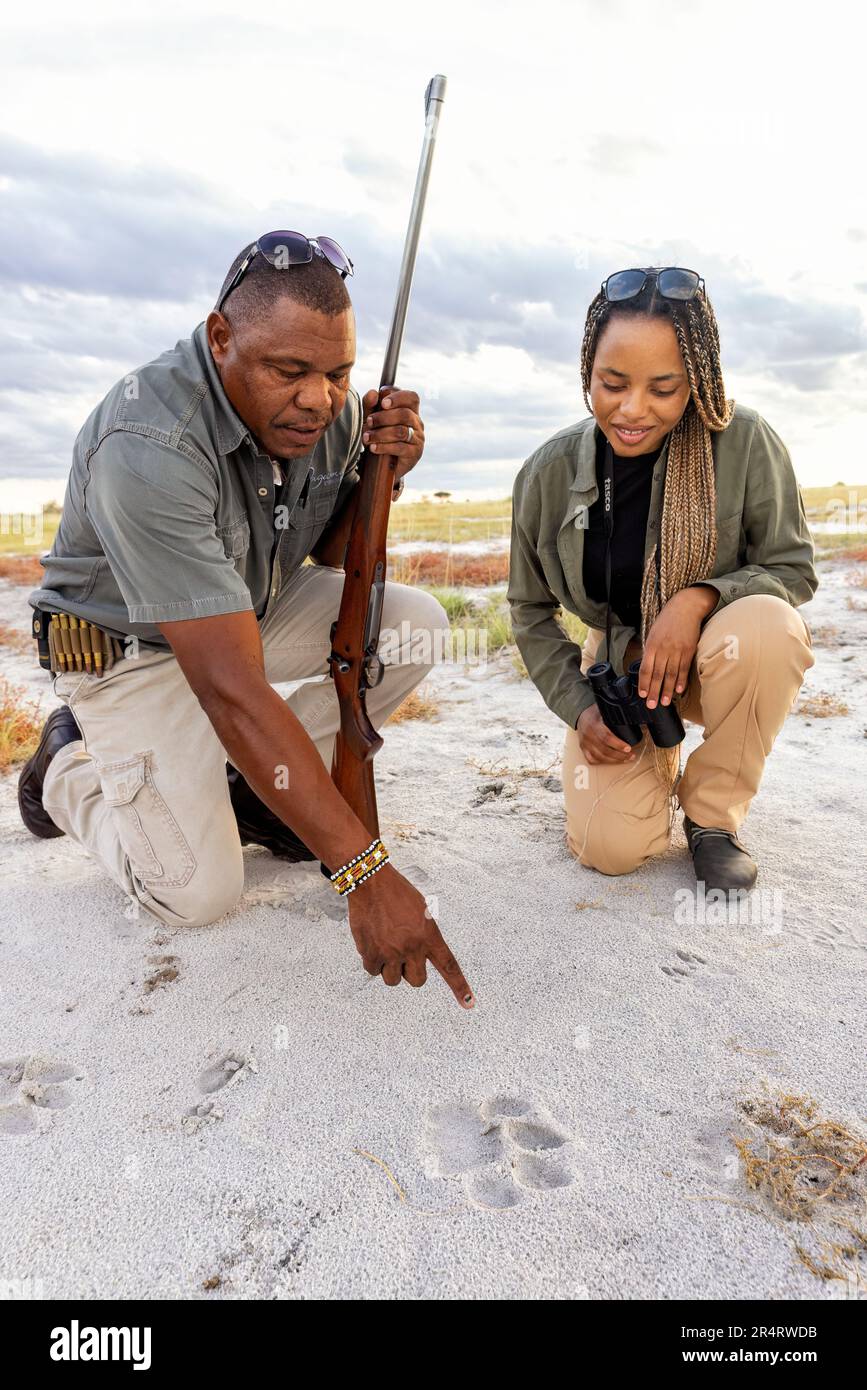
[507,266,817,891]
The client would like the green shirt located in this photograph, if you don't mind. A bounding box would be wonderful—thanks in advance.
[29,322,363,649]
[507,403,818,730]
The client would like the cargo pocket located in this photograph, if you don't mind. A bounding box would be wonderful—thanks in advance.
[96,751,196,889]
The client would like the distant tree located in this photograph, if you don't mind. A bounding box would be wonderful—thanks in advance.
[433,491,452,503]
[833,480,846,487]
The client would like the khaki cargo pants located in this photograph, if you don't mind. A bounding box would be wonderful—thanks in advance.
[42,565,449,927]
[562,594,815,875]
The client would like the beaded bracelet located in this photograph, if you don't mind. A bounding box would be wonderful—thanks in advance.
[329,837,390,896]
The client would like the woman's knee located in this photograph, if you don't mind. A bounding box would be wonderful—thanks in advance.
[566,818,670,875]
[697,595,814,692]
[706,594,811,657]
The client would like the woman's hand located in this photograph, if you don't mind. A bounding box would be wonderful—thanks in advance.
[637,585,718,709]
[576,704,637,765]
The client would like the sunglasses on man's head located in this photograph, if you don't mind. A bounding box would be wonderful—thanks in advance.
[216,230,355,313]
[602,267,705,304]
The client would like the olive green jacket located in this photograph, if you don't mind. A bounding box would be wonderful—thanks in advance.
[507,403,818,730]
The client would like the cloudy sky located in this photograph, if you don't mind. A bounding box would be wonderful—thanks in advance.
[1,0,865,510]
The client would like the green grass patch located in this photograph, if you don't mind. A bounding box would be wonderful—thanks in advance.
[388,496,511,545]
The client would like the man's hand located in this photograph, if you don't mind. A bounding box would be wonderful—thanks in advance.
[361,386,424,494]
[576,704,636,765]
[346,862,474,1008]
[637,584,718,709]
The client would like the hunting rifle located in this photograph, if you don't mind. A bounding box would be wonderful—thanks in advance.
[327,75,447,837]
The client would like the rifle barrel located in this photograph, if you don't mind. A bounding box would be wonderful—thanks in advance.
[380,74,447,388]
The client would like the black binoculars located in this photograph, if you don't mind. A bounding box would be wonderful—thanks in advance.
[586,659,685,749]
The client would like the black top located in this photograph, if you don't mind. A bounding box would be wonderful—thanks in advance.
[582,428,665,632]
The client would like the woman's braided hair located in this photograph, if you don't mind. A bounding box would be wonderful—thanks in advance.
[579,270,736,643]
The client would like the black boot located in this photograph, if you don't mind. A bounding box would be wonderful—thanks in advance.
[683,813,758,893]
[18,707,82,838]
[226,763,317,863]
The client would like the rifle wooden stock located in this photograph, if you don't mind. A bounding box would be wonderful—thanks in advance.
[328,439,399,837]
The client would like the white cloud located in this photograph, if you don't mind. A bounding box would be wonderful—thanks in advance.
[1,0,865,495]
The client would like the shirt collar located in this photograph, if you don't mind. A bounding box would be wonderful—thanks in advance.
[569,419,671,492]
[567,419,603,494]
[192,321,255,454]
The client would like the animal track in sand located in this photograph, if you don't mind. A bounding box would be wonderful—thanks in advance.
[0,1055,85,1137]
[423,1095,576,1209]
[660,948,708,981]
[182,1052,258,1133]
[143,955,180,993]
[790,918,867,955]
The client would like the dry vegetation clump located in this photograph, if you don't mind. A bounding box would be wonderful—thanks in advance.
[736,1091,867,1290]
[0,555,44,585]
[385,686,440,724]
[0,678,43,772]
[0,623,31,653]
[388,550,510,587]
[795,691,850,718]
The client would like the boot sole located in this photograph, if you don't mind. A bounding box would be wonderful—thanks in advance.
[17,709,79,839]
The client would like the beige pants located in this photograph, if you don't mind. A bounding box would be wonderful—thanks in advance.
[42,565,449,927]
[562,594,815,875]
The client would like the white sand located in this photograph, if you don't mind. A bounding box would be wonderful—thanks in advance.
[0,557,865,1301]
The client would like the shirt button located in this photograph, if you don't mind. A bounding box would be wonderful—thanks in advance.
[258,486,269,497]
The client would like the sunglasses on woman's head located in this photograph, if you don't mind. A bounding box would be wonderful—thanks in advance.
[601,267,705,304]
[216,231,354,314]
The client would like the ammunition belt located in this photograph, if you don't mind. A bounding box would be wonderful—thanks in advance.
[32,609,126,677]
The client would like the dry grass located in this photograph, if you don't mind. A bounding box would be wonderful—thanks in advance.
[388,549,510,588]
[0,623,31,654]
[467,753,560,782]
[385,685,440,724]
[796,691,850,718]
[0,678,43,773]
[0,555,44,585]
[735,1091,867,1290]
[0,506,60,557]
[388,496,511,546]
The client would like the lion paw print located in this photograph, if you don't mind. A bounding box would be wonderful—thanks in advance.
[423,1095,576,1209]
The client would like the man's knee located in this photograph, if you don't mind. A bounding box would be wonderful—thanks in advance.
[380,585,451,669]
[144,851,246,929]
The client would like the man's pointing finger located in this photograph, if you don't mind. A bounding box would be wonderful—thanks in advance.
[427,936,475,1010]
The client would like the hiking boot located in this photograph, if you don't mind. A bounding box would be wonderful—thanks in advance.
[683,813,758,893]
[18,706,82,839]
[226,763,317,863]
